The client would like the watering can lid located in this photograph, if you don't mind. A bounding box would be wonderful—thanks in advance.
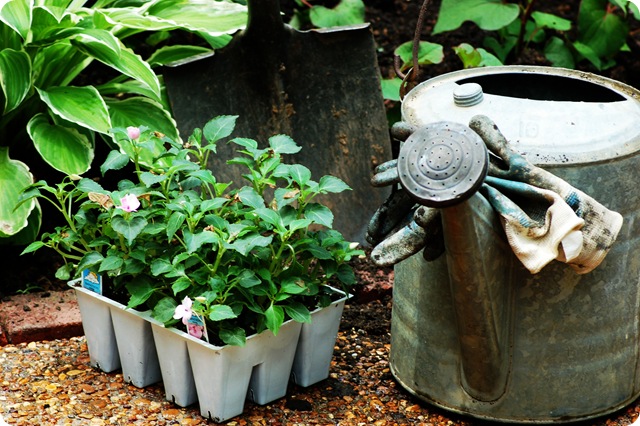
[401,66,640,166]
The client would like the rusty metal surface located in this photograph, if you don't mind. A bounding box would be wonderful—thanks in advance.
[383,67,640,423]
[163,0,391,243]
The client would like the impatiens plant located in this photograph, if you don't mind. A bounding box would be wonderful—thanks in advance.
[0,0,248,242]
[20,116,363,346]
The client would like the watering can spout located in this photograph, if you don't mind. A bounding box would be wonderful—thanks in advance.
[395,121,512,402]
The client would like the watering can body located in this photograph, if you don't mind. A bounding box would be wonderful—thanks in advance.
[390,66,640,423]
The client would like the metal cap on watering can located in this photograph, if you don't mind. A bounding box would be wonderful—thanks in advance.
[367,66,640,423]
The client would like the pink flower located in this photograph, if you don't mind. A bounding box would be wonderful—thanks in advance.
[127,126,141,140]
[118,194,140,212]
[173,297,193,325]
[187,323,204,339]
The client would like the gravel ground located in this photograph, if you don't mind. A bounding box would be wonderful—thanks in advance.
[0,298,639,425]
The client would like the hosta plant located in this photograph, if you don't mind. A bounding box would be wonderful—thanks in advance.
[0,0,247,241]
[20,116,363,346]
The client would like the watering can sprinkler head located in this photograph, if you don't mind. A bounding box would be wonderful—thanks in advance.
[397,121,489,208]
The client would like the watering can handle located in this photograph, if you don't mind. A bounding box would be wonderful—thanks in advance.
[397,122,510,402]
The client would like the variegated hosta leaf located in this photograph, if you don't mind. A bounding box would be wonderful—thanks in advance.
[68,29,161,99]
[27,113,94,175]
[0,0,32,41]
[0,48,31,113]
[37,85,112,134]
[0,147,35,238]
[106,96,178,167]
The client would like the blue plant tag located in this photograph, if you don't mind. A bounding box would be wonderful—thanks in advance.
[81,270,102,295]
[187,314,208,342]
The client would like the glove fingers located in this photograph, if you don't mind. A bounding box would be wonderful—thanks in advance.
[366,189,415,245]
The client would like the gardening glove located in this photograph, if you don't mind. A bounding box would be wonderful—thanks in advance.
[470,115,624,274]
[367,122,447,267]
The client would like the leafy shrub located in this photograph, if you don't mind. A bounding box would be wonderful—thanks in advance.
[0,0,247,242]
[433,0,639,70]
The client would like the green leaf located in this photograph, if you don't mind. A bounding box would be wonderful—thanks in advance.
[140,171,167,187]
[21,240,46,255]
[394,41,444,70]
[265,304,285,335]
[268,134,301,155]
[577,0,628,61]
[228,232,273,256]
[208,305,238,321]
[220,326,246,346]
[380,77,402,102]
[111,215,148,245]
[289,164,312,186]
[106,97,179,159]
[318,175,350,193]
[433,0,520,34]
[531,11,572,31]
[253,207,283,229]
[309,0,365,28]
[37,86,112,134]
[150,258,173,276]
[0,48,31,113]
[304,203,334,228]
[203,115,238,144]
[55,264,72,281]
[153,296,178,323]
[544,36,575,68]
[145,0,248,36]
[146,45,212,67]
[453,43,503,68]
[166,211,185,240]
[284,302,311,323]
[236,186,264,209]
[101,150,130,175]
[98,255,124,272]
[0,147,34,237]
[184,229,218,253]
[280,278,308,295]
[0,0,32,40]
[77,251,105,272]
[172,276,191,295]
[71,30,161,99]
[126,279,155,309]
[27,113,94,176]
[238,270,261,288]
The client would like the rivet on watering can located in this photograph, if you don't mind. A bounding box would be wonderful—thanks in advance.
[453,83,484,107]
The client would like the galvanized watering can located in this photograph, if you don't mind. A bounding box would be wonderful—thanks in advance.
[367,66,640,423]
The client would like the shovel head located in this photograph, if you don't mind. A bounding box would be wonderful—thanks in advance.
[163,2,391,243]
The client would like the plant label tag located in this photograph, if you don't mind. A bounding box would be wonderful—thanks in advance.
[187,314,208,342]
[81,270,103,295]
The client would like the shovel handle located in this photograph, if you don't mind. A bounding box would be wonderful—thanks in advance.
[245,0,284,38]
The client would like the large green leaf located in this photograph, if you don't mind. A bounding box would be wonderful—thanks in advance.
[37,85,112,134]
[0,48,31,113]
[0,0,32,40]
[145,0,247,36]
[33,42,92,88]
[106,96,177,139]
[433,0,520,34]
[577,0,628,60]
[309,0,365,28]
[0,147,35,237]
[106,96,178,167]
[69,30,161,99]
[27,113,94,175]
[394,41,444,71]
[146,45,212,67]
